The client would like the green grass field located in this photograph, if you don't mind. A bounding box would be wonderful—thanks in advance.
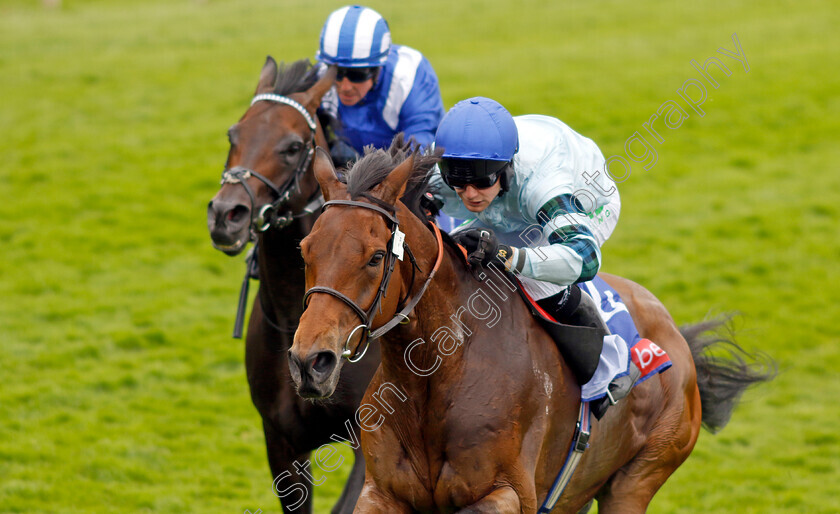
[1,0,838,512]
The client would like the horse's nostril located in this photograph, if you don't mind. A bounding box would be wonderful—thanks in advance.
[312,352,336,375]
[228,204,249,224]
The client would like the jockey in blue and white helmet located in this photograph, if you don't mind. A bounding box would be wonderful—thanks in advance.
[432,97,622,331]
[317,5,391,68]
[316,6,457,230]
[315,6,445,163]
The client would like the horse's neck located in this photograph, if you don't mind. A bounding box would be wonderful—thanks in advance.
[377,217,482,398]
[256,163,320,294]
[256,217,314,325]
[253,152,322,334]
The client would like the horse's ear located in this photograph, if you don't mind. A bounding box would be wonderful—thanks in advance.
[302,65,337,112]
[313,147,345,201]
[379,153,415,205]
[255,56,278,95]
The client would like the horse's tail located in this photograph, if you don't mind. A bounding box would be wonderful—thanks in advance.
[681,317,777,434]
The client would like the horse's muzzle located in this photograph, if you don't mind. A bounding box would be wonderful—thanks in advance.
[288,349,339,399]
[207,198,251,256]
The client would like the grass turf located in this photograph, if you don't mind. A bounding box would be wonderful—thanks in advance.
[1,0,837,512]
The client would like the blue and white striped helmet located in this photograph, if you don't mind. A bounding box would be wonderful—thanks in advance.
[317,6,391,68]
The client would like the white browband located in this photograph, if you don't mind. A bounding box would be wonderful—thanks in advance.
[250,93,317,133]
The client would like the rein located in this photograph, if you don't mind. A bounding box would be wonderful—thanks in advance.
[220,93,321,234]
[303,200,445,362]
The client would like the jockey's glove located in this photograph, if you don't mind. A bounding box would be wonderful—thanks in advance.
[452,228,514,270]
[419,191,444,218]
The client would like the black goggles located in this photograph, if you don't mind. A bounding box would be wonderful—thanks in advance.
[335,67,378,83]
[439,159,508,190]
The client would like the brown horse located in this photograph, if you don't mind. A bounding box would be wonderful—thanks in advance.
[207,57,380,514]
[290,139,774,513]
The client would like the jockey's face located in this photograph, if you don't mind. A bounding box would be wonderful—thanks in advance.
[335,75,375,106]
[454,178,502,212]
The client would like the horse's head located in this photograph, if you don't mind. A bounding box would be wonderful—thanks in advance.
[289,138,440,398]
[207,57,336,255]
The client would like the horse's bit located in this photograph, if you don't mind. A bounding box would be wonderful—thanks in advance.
[302,200,444,362]
[220,93,322,235]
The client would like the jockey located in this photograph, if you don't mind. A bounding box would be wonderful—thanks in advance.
[431,97,621,332]
[315,5,445,166]
[316,5,456,230]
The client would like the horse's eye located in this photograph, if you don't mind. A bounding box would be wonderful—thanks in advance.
[368,250,385,267]
[282,143,302,155]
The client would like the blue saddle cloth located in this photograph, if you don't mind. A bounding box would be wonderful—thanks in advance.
[578,276,672,401]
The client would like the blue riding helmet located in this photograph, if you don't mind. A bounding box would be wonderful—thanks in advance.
[435,97,519,192]
[317,5,391,68]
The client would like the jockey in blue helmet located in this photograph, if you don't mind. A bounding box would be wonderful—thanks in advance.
[431,97,622,332]
[316,5,445,166]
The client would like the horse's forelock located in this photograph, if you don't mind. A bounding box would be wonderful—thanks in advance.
[272,59,319,96]
[345,136,442,213]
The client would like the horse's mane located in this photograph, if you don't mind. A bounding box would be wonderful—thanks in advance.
[268,58,344,158]
[272,59,319,95]
[343,135,469,266]
[261,65,453,241]
[267,67,467,265]
[344,135,442,217]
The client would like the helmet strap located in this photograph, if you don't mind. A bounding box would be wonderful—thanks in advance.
[498,161,514,196]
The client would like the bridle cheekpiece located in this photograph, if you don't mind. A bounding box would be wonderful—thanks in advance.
[220,93,321,234]
[303,199,444,362]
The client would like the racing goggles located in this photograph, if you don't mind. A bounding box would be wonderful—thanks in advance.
[439,158,508,190]
[335,66,378,83]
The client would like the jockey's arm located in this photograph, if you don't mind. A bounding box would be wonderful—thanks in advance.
[508,192,602,287]
[395,60,444,149]
[506,122,617,287]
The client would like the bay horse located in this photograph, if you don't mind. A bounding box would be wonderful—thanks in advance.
[207,57,380,514]
[290,139,774,512]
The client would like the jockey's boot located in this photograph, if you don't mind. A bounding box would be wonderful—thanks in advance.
[536,285,609,334]
[565,289,610,335]
[538,286,641,419]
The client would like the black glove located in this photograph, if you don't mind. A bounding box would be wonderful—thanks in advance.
[329,139,360,170]
[452,228,513,269]
[419,192,444,218]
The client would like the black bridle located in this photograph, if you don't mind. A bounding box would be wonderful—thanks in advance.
[222,93,323,339]
[220,93,322,235]
[302,199,444,362]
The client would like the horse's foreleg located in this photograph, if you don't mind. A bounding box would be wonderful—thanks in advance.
[330,445,366,514]
[595,465,672,514]
[456,486,521,513]
[263,420,314,514]
[354,478,414,514]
